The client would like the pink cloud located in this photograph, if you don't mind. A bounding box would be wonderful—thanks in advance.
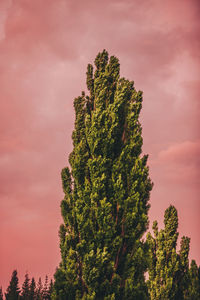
[152,140,200,186]
[158,140,200,165]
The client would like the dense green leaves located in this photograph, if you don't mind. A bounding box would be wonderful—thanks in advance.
[184,260,200,300]
[53,50,152,299]
[147,206,191,300]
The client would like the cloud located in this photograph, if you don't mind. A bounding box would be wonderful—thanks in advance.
[150,140,200,187]
[158,140,200,164]
[0,0,200,290]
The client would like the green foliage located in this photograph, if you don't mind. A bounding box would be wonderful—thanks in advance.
[184,260,200,300]
[5,270,20,300]
[53,50,153,299]
[147,205,190,300]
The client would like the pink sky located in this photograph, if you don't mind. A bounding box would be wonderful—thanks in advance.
[0,0,200,290]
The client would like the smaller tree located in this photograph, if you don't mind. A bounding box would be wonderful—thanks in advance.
[29,278,36,300]
[5,270,20,300]
[147,205,190,300]
[35,278,43,300]
[47,280,53,300]
[42,276,48,300]
[21,273,30,300]
[0,287,3,300]
[184,260,200,300]
[177,236,191,298]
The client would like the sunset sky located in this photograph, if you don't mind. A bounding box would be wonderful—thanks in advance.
[0,0,200,290]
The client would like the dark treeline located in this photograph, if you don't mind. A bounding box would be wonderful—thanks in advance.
[1,270,53,300]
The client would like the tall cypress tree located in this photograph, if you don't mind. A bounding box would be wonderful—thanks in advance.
[147,205,190,300]
[53,50,152,299]
[5,270,20,300]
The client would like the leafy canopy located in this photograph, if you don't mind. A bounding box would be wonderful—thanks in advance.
[53,50,152,299]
